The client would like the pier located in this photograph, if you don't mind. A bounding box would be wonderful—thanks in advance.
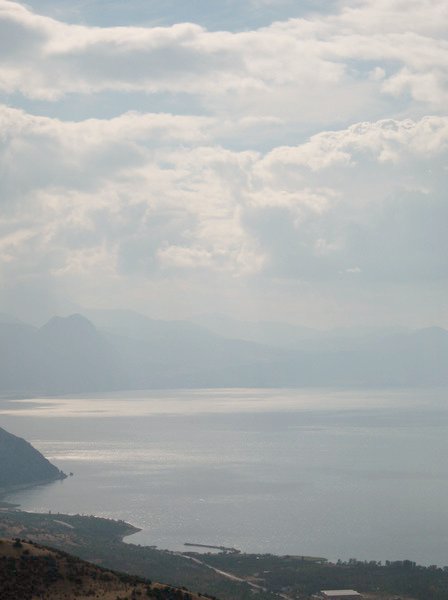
[184,542,240,554]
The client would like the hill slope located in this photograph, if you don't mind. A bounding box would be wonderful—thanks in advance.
[0,538,199,600]
[0,427,66,489]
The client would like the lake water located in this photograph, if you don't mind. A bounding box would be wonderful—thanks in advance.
[1,387,448,566]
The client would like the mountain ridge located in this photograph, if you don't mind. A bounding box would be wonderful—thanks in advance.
[0,311,447,393]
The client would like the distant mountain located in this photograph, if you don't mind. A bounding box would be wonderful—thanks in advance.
[0,314,127,393]
[84,308,216,343]
[86,311,448,388]
[197,326,448,388]
[192,313,321,347]
[37,314,127,392]
[193,314,409,350]
[85,309,283,388]
[0,310,447,392]
[0,427,66,489]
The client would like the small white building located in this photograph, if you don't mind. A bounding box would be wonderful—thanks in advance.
[320,591,362,600]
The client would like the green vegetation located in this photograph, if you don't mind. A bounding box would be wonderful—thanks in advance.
[0,510,275,600]
[2,509,448,599]
[199,552,448,600]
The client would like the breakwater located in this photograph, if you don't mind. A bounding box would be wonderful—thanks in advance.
[184,542,240,554]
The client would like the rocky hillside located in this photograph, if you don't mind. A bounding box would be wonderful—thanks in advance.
[0,427,66,489]
[0,538,200,600]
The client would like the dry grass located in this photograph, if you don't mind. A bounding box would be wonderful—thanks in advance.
[0,538,200,600]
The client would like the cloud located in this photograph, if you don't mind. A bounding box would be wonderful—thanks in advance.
[0,0,446,325]
[0,0,446,122]
[258,117,448,174]
[0,106,446,305]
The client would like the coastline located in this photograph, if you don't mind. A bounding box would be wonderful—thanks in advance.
[0,475,68,504]
[0,505,141,542]
[0,500,20,510]
[3,387,448,568]
[0,507,436,600]
[0,478,141,542]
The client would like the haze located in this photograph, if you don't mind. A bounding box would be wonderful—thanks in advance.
[3,2,448,588]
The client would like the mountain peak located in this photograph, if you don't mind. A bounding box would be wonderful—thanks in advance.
[40,314,97,337]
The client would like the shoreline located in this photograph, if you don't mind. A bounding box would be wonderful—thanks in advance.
[0,475,68,504]
[0,506,443,600]
[0,500,20,510]
[0,505,141,542]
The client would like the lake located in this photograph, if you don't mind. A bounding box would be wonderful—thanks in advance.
[1,387,448,566]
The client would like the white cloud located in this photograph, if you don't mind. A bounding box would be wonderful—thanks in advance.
[0,0,446,121]
[0,0,446,325]
[0,106,446,301]
[258,117,448,176]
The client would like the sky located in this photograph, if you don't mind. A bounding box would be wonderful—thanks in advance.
[0,0,446,327]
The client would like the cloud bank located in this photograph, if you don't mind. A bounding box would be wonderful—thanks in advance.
[0,0,446,326]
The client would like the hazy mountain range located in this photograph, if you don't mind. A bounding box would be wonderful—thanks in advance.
[0,311,447,394]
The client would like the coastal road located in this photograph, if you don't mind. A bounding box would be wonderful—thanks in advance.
[178,553,293,599]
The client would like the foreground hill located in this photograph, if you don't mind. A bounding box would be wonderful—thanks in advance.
[0,427,66,490]
[0,538,200,600]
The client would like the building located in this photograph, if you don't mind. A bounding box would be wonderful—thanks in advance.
[320,591,362,600]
